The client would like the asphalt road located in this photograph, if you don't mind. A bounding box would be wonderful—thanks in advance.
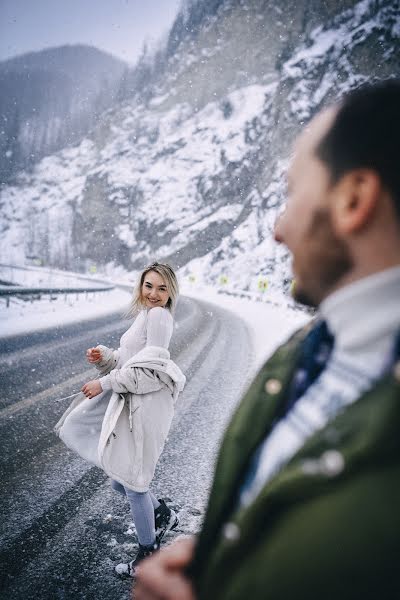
[0,296,253,599]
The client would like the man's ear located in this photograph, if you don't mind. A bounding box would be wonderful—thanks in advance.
[332,169,381,234]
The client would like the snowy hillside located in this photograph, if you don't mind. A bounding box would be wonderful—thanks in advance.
[0,0,399,298]
[0,45,126,181]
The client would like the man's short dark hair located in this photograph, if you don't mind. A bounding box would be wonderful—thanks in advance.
[316,79,400,218]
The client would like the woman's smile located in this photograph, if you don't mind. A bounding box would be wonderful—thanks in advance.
[141,270,170,308]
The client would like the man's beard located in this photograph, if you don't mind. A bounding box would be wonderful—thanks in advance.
[292,208,353,308]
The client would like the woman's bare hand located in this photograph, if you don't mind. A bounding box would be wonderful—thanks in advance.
[81,380,102,399]
[86,347,102,363]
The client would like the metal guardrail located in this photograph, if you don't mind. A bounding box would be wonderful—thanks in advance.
[217,288,315,315]
[0,262,114,287]
[0,285,115,307]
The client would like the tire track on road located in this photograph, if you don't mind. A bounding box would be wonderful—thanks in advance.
[0,467,107,590]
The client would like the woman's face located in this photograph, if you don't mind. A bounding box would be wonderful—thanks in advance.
[141,270,170,309]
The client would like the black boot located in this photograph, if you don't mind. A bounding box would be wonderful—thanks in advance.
[155,499,179,544]
[115,540,159,578]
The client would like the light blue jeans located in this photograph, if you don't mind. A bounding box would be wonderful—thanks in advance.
[111,479,160,546]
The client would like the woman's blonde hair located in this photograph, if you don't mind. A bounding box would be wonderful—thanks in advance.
[126,262,179,318]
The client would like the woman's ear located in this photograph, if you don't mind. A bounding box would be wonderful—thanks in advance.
[331,169,381,234]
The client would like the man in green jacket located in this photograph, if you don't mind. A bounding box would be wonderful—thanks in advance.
[135,80,400,599]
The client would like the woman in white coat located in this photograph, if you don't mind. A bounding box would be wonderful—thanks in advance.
[56,262,185,577]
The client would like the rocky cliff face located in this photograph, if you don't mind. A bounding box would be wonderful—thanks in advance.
[0,45,126,182]
[0,0,399,295]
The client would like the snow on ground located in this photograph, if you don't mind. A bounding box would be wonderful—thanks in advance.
[0,288,132,339]
[0,262,116,288]
[0,263,133,339]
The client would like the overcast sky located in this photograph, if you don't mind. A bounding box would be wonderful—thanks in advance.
[0,0,182,64]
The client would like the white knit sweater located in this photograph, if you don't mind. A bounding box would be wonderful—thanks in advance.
[99,306,173,391]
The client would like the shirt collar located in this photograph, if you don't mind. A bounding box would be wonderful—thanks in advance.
[320,266,400,353]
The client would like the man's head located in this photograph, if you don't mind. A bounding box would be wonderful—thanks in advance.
[275,79,400,307]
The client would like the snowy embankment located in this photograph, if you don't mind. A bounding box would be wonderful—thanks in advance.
[0,264,133,338]
[0,289,131,338]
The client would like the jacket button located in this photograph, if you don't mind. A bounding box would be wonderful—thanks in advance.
[393,360,400,383]
[320,450,345,476]
[264,378,282,395]
[301,450,345,477]
[222,522,240,542]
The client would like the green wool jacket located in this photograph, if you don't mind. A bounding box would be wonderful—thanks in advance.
[190,325,400,600]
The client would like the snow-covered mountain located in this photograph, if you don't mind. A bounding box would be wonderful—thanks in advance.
[0,0,399,296]
[0,45,126,182]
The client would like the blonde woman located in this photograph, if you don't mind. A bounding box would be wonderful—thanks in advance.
[56,262,185,577]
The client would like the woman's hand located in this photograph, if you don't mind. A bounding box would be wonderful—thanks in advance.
[86,347,102,363]
[81,380,102,399]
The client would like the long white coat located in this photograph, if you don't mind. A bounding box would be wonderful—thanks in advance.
[55,344,185,491]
